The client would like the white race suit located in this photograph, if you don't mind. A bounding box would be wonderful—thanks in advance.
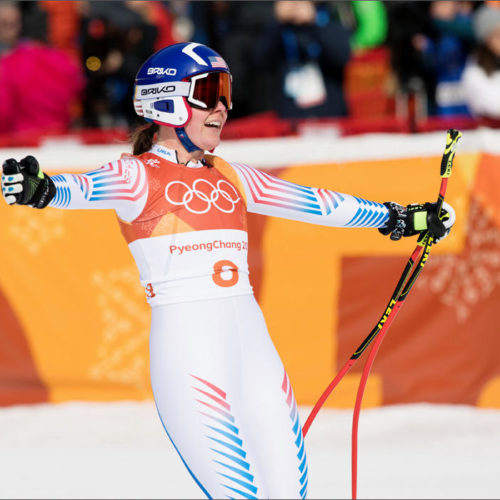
[48,144,389,499]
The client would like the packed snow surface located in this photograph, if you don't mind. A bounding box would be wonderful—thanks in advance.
[0,402,498,499]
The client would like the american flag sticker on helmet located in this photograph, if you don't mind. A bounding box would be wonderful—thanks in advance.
[208,56,227,69]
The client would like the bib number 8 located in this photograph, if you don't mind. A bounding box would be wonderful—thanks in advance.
[212,260,239,287]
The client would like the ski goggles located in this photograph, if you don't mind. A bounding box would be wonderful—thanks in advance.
[187,72,232,111]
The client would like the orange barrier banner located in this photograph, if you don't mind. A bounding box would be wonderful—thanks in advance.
[0,150,499,408]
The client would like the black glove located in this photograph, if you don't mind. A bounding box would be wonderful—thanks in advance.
[1,156,56,208]
[379,201,455,243]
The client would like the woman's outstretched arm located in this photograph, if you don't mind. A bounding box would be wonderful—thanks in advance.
[229,162,454,241]
[2,155,148,223]
[230,161,389,228]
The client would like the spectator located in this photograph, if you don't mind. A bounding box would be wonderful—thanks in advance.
[387,1,478,118]
[0,1,21,56]
[0,1,84,136]
[80,1,158,128]
[386,2,436,117]
[189,1,277,119]
[125,1,179,51]
[351,0,388,51]
[189,1,231,51]
[336,0,388,53]
[254,1,351,119]
[19,1,49,44]
[417,1,475,116]
[461,5,500,119]
[38,0,82,61]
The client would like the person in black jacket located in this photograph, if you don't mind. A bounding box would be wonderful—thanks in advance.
[253,1,351,119]
[189,1,278,119]
[80,1,158,128]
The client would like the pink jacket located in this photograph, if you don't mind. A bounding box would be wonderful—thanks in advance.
[0,41,85,134]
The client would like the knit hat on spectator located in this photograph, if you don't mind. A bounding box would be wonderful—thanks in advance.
[474,5,500,42]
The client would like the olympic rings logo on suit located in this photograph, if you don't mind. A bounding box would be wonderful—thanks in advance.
[165,179,240,214]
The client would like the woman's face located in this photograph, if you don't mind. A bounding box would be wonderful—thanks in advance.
[487,25,500,58]
[184,100,228,152]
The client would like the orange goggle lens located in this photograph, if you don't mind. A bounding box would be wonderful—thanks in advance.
[189,72,232,110]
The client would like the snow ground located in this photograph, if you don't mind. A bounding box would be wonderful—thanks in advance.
[0,402,498,499]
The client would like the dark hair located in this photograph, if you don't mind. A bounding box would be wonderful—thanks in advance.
[131,123,159,156]
[476,44,500,76]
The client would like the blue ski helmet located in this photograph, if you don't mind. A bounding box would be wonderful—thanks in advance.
[133,42,232,128]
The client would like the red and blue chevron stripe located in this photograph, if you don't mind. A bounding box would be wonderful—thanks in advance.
[192,374,259,499]
[51,160,147,208]
[232,163,324,215]
[84,159,147,202]
[74,174,91,200]
[51,174,72,208]
[317,188,345,215]
[281,369,308,499]
[232,163,390,228]
[345,197,389,227]
[318,189,345,215]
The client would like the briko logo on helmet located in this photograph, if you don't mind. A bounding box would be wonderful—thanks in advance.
[133,42,232,129]
[147,67,177,76]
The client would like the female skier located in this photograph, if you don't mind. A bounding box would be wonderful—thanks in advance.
[1,43,454,499]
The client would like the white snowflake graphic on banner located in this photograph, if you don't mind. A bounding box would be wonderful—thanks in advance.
[416,198,500,323]
[89,267,150,390]
[9,207,64,255]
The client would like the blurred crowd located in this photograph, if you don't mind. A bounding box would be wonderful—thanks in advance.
[1,0,500,137]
